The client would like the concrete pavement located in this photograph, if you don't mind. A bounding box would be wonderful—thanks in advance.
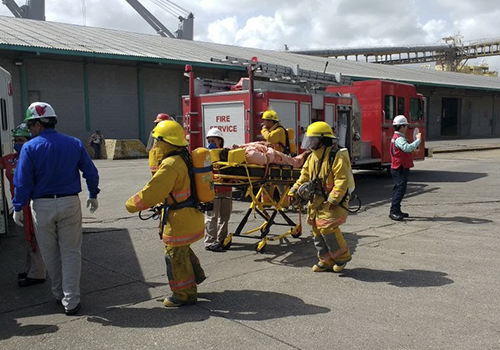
[1,148,499,349]
[426,137,500,153]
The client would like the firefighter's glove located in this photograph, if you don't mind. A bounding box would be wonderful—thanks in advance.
[87,198,99,214]
[13,210,24,227]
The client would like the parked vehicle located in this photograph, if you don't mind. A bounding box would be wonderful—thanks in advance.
[182,57,425,169]
[0,65,16,235]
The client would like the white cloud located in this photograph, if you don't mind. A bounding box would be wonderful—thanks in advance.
[206,16,238,44]
[1,0,499,72]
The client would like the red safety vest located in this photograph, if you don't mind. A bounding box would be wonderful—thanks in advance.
[390,133,414,169]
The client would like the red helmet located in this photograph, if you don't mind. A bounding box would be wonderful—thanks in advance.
[154,113,173,124]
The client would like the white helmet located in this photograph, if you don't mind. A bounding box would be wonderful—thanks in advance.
[393,115,409,126]
[25,102,57,121]
[206,128,224,140]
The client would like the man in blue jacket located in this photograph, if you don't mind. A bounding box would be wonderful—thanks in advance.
[12,102,100,316]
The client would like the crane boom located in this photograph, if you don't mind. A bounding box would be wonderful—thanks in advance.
[124,0,175,38]
[2,0,26,18]
[2,0,45,20]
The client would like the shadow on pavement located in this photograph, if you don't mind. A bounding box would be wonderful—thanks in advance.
[85,289,330,328]
[410,170,487,183]
[252,232,368,268]
[198,289,330,320]
[340,268,454,287]
[352,168,487,211]
[352,172,438,210]
[0,320,59,341]
[0,226,157,340]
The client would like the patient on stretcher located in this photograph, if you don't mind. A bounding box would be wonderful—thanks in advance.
[229,141,310,168]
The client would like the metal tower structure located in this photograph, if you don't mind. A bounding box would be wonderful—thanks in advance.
[292,36,500,72]
[2,0,193,40]
[2,0,45,20]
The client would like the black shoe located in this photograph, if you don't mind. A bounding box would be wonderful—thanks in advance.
[17,272,27,280]
[400,212,409,218]
[65,303,81,316]
[205,243,225,252]
[18,278,46,287]
[389,213,404,221]
[195,275,207,285]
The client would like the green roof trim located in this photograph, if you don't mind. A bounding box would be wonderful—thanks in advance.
[0,44,246,71]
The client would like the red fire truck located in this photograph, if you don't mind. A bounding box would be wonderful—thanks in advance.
[327,80,425,166]
[182,57,425,169]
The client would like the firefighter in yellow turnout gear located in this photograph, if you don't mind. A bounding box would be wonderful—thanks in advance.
[260,110,288,154]
[126,120,206,306]
[289,122,352,273]
[148,113,174,175]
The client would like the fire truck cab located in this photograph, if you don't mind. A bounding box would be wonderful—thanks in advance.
[327,80,426,166]
[182,57,425,169]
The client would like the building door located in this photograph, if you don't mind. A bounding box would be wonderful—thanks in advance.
[441,98,459,136]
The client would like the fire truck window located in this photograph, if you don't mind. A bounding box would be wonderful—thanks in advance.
[384,95,395,120]
[397,97,405,116]
[410,98,422,121]
[0,98,7,131]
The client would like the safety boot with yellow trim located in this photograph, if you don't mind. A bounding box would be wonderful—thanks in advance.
[333,262,347,273]
[163,296,196,307]
[312,261,334,272]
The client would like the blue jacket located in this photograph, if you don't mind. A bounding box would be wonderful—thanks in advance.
[12,129,100,212]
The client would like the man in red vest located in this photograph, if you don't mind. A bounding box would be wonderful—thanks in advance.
[389,115,421,221]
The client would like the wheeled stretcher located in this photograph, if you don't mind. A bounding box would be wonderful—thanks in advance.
[213,161,303,253]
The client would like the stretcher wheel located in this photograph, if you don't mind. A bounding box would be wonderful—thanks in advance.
[255,241,266,254]
[291,230,302,239]
[222,236,232,250]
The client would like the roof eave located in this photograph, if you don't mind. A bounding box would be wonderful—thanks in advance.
[0,44,246,71]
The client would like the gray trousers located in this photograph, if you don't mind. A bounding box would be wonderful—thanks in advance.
[31,196,82,310]
[205,191,232,246]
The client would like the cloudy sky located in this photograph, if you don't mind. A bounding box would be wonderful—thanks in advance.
[1,0,499,71]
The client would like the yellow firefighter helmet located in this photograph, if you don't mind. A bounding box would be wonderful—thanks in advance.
[152,120,188,147]
[262,110,279,122]
[306,122,335,138]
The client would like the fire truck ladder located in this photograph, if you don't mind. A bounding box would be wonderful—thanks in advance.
[211,56,351,86]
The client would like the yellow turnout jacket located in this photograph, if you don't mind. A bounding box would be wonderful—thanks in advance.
[126,143,204,247]
[261,122,287,153]
[290,146,351,232]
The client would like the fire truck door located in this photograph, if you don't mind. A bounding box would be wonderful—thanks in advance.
[202,102,246,146]
[299,103,311,147]
[268,100,298,141]
[337,106,352,155]
[325,104,335,131]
